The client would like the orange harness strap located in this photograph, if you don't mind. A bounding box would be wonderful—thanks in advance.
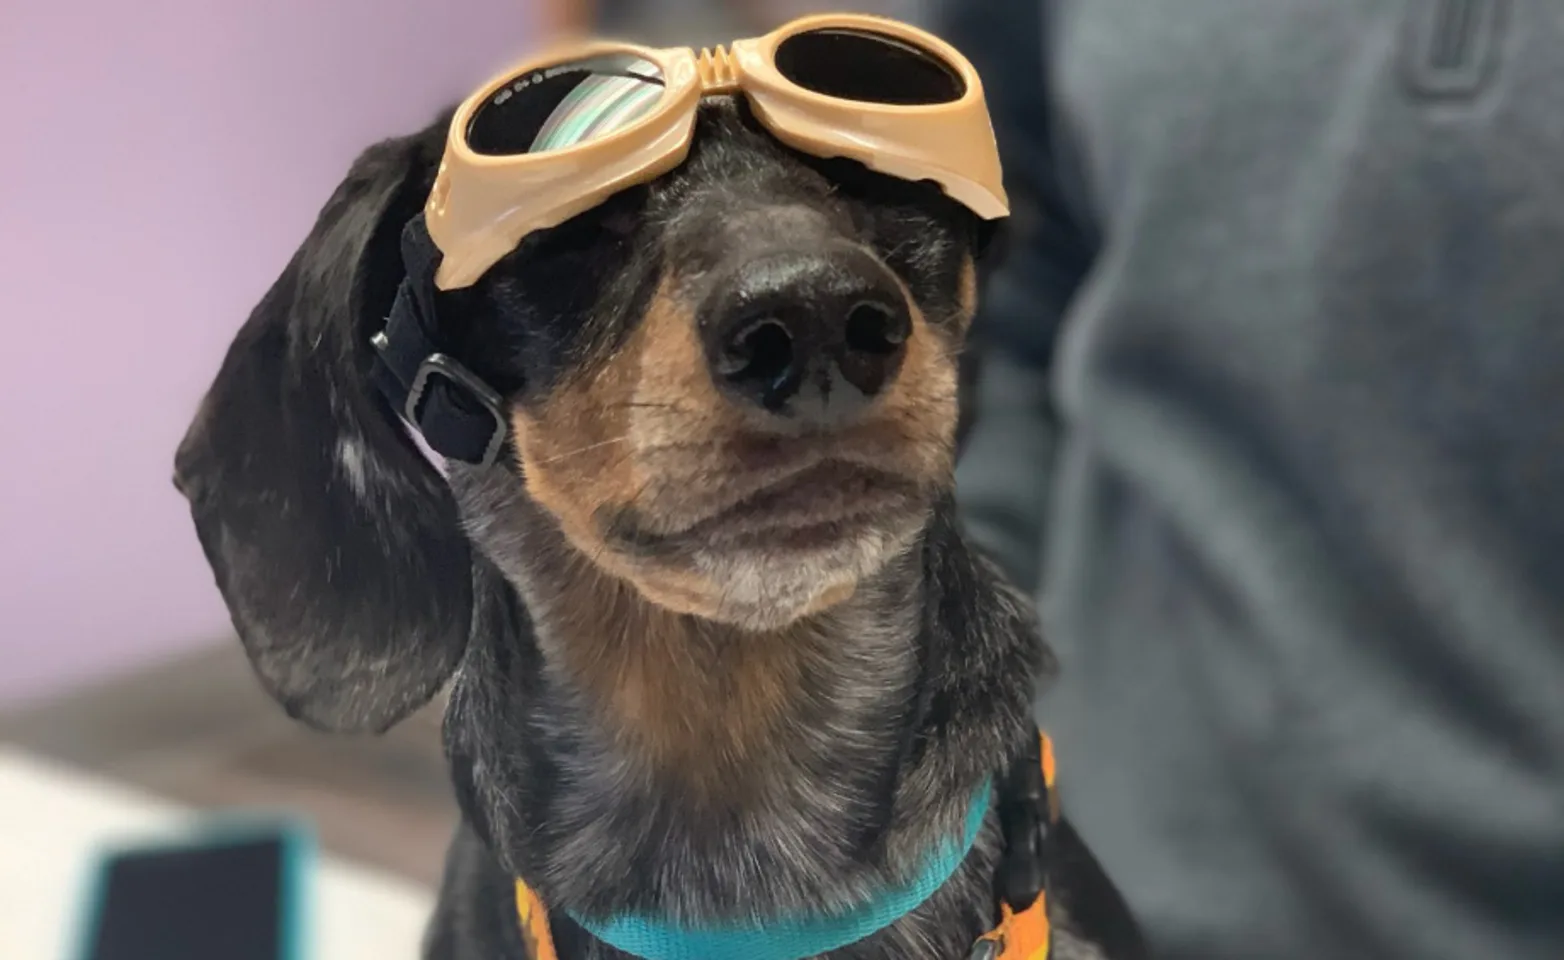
[516,878,560,960]
[514,734,1057,960]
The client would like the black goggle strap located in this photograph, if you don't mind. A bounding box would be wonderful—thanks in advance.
[371,215,509,468]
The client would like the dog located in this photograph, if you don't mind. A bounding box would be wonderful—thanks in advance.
[173,70,1142,960]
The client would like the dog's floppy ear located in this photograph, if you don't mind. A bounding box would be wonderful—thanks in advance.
[174,116,472,734]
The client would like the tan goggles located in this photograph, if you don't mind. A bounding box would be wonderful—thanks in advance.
[426,14,1010,290]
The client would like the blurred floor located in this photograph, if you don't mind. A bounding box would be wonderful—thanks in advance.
[0,644,457,888]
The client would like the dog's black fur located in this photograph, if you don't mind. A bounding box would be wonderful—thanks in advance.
[174,97,1140,959]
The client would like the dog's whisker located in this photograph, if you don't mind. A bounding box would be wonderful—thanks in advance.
[923,342,970,367]
[638,443,720,459]
[605,401,698,413]
[536,435,633,465]
[569,447,639,496]
[588,474,656,575]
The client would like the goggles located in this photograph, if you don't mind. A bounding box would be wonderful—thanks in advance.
[425,14,1010,290]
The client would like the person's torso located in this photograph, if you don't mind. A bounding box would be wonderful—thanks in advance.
[1042,2,1564,957]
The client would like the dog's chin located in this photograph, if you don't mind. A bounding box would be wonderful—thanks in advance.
[616,512,926,631]
[580,458,937,629]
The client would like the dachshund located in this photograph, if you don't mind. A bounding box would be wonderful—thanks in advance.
[173,87,1141,960]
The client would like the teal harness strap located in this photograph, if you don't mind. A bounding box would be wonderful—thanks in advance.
[566,781,993,960]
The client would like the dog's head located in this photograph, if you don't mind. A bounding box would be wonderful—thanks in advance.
[175,98,997,732]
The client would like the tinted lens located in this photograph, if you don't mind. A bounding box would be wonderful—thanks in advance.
[466,54,666,156]
[774,29,965,106]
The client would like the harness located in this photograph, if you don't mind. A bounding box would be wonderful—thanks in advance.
[514,733,1058,960]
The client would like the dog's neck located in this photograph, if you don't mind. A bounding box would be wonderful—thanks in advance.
[447,474,1044,954]
[519,535,924,810]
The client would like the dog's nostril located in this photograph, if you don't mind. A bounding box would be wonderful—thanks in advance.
[845,301,910,355]
[721,318,795,387]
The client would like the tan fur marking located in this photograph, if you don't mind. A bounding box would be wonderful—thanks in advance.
[531,549,818,801]
[516,275,750,619]
[513,349,641,554]
[628,279,730,448]
[956,255,978,328]
[869,281,960,484]
[800,579,859,617]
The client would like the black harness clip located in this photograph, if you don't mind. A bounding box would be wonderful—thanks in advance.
[996,731,1052,913]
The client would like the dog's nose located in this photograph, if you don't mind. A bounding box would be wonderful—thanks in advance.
[701,246,910,425]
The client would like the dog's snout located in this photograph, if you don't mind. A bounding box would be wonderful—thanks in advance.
[702,246,910,426]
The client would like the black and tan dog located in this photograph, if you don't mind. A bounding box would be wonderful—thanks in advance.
[174,94,1140,959]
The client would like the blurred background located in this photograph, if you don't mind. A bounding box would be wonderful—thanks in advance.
[0,0,932,955]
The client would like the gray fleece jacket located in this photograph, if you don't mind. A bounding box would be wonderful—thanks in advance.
[943,1,1564,958]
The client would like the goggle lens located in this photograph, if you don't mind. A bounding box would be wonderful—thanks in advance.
[466,54,666,156]
[773,28,966,106]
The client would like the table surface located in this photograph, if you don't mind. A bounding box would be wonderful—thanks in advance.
[0,747,437,960]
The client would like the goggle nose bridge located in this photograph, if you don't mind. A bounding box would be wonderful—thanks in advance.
[696,45,742,94]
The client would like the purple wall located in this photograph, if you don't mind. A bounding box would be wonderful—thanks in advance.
[0,0,539,704]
